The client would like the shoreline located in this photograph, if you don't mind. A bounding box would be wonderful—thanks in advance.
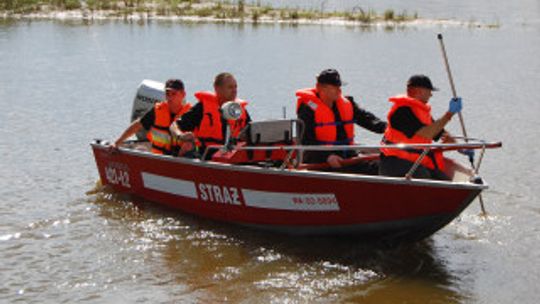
[0,0,500,29]
[0,10,498,29]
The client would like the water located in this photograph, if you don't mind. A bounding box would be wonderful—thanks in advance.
[1,1,540,303]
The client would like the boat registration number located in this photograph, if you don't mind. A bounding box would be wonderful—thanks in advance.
[291,195,338,206]
[105,163,131,188]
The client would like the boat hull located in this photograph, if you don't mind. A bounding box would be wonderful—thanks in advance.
[91,142,484,242]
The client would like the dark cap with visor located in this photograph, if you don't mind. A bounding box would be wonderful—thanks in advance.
[317,69,346,87]
[165,79,185,91]
[407,74,438,91]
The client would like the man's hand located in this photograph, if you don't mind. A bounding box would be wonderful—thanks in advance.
[176,132,195,142]
[441,132,456,144]
[178,141,195,156]
[448,97,463,114]
[327,154,343,168]
[108,141,120,154]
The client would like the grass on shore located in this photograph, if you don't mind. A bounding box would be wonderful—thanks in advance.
[1,0,420,24]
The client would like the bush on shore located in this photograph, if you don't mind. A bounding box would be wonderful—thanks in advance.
[1,0,419,25]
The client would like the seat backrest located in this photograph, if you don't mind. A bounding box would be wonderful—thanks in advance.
[247,120,295,145]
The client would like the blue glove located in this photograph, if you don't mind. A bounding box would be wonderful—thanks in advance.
[458,149,475,160]
[448,97,462,114]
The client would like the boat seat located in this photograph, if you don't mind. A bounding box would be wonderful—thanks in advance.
[211,120,299,165]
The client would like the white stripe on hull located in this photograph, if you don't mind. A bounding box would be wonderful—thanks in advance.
[141,172,340,211]
[243,190,339,211]
[142,172,197,199]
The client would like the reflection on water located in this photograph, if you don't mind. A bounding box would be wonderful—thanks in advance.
[84,184,466,303]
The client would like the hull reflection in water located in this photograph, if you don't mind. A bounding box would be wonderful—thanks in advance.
[91,139,497,243]
[87,189,467,303]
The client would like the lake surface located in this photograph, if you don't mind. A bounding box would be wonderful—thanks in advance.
[1,1,540,303]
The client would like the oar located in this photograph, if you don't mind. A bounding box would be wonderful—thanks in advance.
[438,33,487,215]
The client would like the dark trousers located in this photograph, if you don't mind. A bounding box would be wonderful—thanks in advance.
[322,159,380,175]
[379,155,450,180]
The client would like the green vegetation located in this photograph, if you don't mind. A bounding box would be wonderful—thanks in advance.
[341,8,377,23]
[0,0,421,25]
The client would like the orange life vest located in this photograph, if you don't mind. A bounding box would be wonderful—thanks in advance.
[380,95,444,171]
[193,91,248,148]
[295,88,354,145]
[147,101,192,155]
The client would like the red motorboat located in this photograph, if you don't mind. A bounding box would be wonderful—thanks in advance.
[91,80,501,242]
[91,132,500,242]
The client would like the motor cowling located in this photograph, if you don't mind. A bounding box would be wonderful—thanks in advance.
[130,79,166,140]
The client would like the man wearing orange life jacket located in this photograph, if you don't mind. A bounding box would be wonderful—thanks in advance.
[111,79,192,156]
[171,73,251,159]
[379,74,472,180]
[296,69,387,173]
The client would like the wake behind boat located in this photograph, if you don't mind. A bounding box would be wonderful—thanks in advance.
[90,80,501,243]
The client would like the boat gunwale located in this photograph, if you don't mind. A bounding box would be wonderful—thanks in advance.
[91,141,488,191]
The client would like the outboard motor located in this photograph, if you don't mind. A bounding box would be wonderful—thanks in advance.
[221,101,243,151]
[130,79,166,140]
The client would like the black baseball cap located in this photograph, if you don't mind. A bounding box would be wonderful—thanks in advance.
[165,79,184,91]
[407,74,438,91]
[317,69,346,87]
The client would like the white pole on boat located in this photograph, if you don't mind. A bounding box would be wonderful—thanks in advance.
[437,33,487,215]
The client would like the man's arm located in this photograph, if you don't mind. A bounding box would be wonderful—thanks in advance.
[170,102,203,140]
[418,97,462,139]
[177,102,204,132]
[390,106,448,140]
[297,104,318,146]
[111,120,143,148]
[350,99,387,134]
[169,119,185,140]
[111,107,155,149]
[391,98,461,140]
[416,112,453,139]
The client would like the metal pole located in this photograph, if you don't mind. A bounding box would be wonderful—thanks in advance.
[405,149,429,180]
[438,33,487,215]
[475,146,487,175]
[438,34,470,145]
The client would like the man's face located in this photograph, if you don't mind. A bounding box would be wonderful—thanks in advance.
[215,76,238,103]
[166,89,186,108]
[410,87,432,103]
[317,83,341,103]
